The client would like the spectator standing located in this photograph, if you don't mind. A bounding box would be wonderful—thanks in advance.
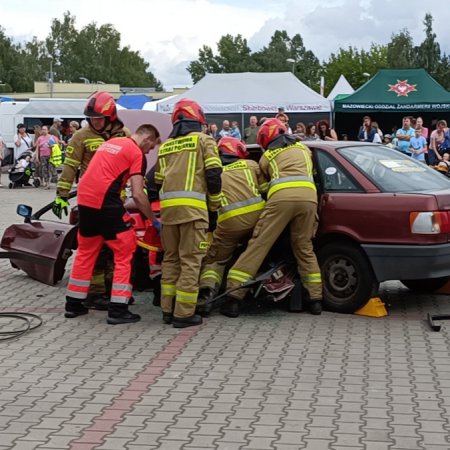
[13,124,32,161]
[64,121,80,146]
[294,122,306,140]
[317,120,338,141]
[219,120,232,138]
[395,116,415,155]
[208,123,221,142]
[415,116,429,140]
[230,121,242,140]
[0,132,4,186]
[35,126,55,189]
[409,128,428,163]
[305,123,320,140]
[275,113,292,133]
[429,120,449,165]
[358,116,376,142]
[49,117,63,140]
[243,116,259,144]
[371,122,383,143]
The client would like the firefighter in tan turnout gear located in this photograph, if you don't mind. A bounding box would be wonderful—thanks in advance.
[52,92,130,308]
[196,137,268,316]
[221,118,323,318]
[155,99,222,328]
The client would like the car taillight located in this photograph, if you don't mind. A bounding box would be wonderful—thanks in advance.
[410,211,450,234]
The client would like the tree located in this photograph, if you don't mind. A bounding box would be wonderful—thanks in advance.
[187,34,256,83]
[415,13,440,76]
[387,29,415,68]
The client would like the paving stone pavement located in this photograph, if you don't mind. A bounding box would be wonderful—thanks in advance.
[1,187,450,450]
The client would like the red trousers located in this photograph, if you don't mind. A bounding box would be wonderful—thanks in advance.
[66,229,136,304]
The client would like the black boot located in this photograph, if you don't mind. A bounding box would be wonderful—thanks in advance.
[307,300,322,315]
[162,312,173,324]
[220,297,240,318]
[65,297,89,318]
[195,287,216,317]
[107,303,141,325]
[83,294,110,310]
[172,314,203,328]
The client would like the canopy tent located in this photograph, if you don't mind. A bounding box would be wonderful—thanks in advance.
[17,98,86,117]
[116,94,153,109]
[157,72,331,114]
[334,69,450,113]
[143,95,178,111]
[327,75,354,100]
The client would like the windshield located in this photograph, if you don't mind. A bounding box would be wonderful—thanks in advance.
[339,145,450,192]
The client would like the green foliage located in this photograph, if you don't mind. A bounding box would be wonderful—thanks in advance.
[387,29,415,68]
[0,11,162,93]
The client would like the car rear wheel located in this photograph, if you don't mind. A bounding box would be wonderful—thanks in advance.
[318,243,379,313]
[401,277,450,293]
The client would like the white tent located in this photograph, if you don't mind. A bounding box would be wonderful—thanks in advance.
[143,95,178,111]
[327,75,354,100]
[156,72,331,114]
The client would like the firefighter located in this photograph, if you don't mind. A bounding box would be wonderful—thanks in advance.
[64,124,161,324]
[52,91,130,309]
[196,137,268,316]
[221,118,323,318]
[155,98,222,328]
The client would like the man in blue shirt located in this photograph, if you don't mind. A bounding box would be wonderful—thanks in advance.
[396,116,416,156]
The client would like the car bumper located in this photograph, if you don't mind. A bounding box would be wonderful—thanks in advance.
[362,243,450,282]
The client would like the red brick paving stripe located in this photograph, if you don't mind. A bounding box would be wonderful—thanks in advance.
[69,326,201,450]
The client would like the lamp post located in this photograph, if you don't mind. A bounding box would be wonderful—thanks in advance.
[286,58,295,74]
[49,57,54,98]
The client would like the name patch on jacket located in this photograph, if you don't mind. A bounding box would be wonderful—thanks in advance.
[224,160,249,171]
[264,143,307,161]
[159,135,199,156]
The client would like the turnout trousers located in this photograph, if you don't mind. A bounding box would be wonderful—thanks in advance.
[160,220,209,318]
[226,199,322,301]
[66,229,136,305]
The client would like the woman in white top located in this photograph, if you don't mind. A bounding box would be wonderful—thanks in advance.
[13,123,32,161]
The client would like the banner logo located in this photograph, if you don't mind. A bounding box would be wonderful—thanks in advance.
[388,80,417,97]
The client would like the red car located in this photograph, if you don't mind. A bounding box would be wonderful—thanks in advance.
[2,141,450,313]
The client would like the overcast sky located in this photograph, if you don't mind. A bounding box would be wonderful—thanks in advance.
[2,0,448,89]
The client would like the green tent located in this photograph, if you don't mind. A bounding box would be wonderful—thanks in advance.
[334,68,450,113]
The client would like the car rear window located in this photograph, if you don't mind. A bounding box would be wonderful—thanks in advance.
[339,145,450,192]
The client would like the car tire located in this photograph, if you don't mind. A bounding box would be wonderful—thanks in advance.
[401,277,450,293]
[318,243,379,313]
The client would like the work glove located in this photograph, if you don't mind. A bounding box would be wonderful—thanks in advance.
[52,197,69,219]
[152,219,161,234]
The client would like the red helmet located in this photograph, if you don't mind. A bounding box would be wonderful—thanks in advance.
[218,137,248,159]
[257,118,286,149]
[84,91,118,122]
[171,98,206,125]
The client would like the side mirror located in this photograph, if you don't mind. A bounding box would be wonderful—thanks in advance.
[17,204,33,222]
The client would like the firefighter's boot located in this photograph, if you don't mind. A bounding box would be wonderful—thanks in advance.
[65,297,89,318]
[83,294,109,310]
[307,300,322,316]
[172,314,203,328]
[162,312,173,324]
[107,303,141,325]
[220,296,240,318]
[196,287,216,317]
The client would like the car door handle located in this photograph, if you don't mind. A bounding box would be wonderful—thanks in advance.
[54,230,65,237]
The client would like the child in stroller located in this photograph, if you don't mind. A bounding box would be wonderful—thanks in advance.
[8,151,40,189]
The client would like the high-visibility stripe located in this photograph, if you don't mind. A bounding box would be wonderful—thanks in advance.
[57,181,73,190]
[270,175,314,187]
[66,290,88,300]
[110,295,128,304]
[176,290,198,304]
[300,148,313,176]
[204,156,222,168]
[68,278,90,287]
[259,182,269,193]
[162,284,176,296]
[224,160,249,171]
[243,168,258,196]
[264,143,307,161]
[220,193,229,207]
[185,151,197,191]
[227,269,253,284]
[160,198,207,210]
[84,138,105,151]
[200,270,222,283]
[218,200,265,223]
[302,273,322,284]
[268,181,317,199]
[208,192,222,203]
[112,283,133,292]
[269,159,279,180]
[160,191,206,201]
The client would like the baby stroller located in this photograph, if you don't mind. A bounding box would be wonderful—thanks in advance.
[8,151,40,189]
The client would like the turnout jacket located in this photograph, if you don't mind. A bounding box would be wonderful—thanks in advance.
[259,141,317,203]
[57,121,130,198]
[155,132,222,225]
[218,159,268,228]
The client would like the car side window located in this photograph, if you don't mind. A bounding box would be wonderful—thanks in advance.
[315,150,361,192]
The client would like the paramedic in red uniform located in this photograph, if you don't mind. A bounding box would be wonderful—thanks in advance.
[64,124,161,324]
